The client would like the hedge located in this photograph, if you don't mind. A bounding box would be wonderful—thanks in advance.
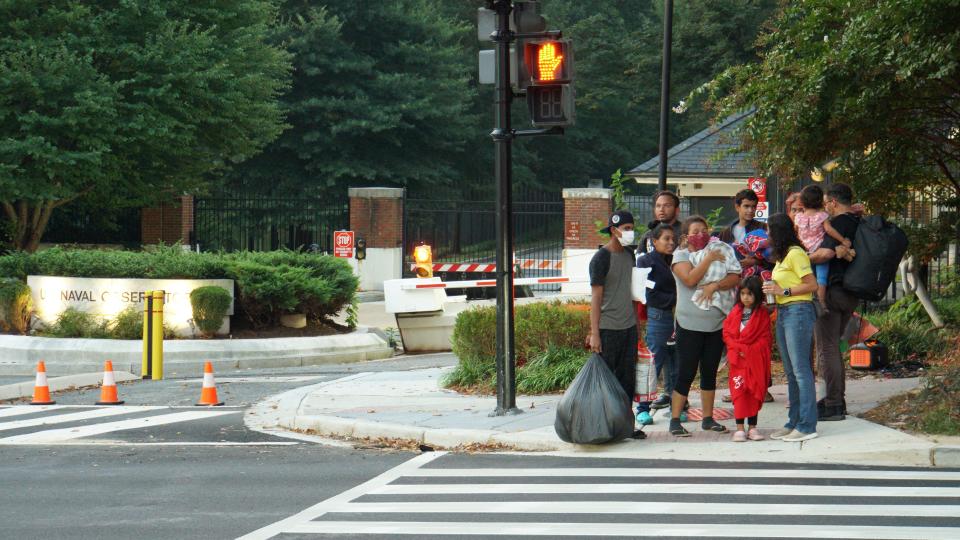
[444,301,591,393]
[0,246,358,329]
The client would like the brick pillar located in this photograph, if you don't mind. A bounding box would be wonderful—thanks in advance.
[348,187,404,290]
[561,188,612,294]
[141,195,194,247]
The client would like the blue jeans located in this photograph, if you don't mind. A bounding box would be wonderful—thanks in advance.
[776,301,818,434]
[637,307,678,414]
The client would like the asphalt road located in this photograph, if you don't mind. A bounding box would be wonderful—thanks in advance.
[0,444,416,540]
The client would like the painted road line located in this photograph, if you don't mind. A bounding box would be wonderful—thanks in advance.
[0,406,165,431]
[193,375,328,384]
[39,441,300,446]
[372,482,960,498]
[282,522,960,539]
[327,500,960,518]
[236,452,446,540]
[0,409,236,443]
[408,467,960,482]
[0,405,62,418]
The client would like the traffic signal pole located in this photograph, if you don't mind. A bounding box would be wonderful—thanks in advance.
[657,0,674,192]
[490,0,520,416]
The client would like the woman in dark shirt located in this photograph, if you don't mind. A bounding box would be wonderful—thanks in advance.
[634,224,678,425]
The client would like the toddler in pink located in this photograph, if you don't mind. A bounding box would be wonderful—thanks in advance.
[795,185,852,309]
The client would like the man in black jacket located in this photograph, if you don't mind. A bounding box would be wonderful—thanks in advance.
[811,183,860,421]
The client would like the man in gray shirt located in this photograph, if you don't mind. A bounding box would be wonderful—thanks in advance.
[588,210,639,420]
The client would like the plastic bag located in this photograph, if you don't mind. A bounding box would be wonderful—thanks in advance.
[555,353,634,444]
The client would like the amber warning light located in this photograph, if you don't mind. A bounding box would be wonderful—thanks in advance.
[525,40,571,85]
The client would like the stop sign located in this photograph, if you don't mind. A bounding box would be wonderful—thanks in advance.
[333,231,354,258]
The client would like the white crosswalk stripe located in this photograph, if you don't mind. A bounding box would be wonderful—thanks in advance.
[0,405,235,444]
[238,451,960,540]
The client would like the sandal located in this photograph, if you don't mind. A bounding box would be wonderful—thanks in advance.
[702,417,728,433]
[670,420,691,437]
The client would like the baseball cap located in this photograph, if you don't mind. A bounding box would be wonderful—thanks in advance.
[604,210,635,232]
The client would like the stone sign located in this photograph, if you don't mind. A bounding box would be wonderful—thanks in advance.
[27,276,234,337]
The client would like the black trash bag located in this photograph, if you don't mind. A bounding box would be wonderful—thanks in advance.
[554,353,634,444]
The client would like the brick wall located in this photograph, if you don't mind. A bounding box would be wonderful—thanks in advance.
[348,188,404,249]
[563,188,613,250]
[141,195,194,246]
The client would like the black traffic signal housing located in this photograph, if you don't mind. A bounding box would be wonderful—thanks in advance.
[524,39,575,127]
[355,238,367,261]
[512,1,546,90]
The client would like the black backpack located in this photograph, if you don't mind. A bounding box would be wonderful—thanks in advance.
[842,215,908,301]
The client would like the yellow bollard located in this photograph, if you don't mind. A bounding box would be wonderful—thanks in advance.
[142,291,152,379]
[151,290,164,380]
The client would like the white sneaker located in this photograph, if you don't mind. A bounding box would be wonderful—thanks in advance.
[770,427,794,440]
[782,430,818,442]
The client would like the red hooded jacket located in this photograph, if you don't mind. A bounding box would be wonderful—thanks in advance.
[722,304,772,419]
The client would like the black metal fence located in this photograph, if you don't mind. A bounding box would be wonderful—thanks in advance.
[43,206,141,247]
[403,187,564,292]
[193,197,349,253]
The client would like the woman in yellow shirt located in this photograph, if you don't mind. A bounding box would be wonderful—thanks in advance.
[762,213,819,442]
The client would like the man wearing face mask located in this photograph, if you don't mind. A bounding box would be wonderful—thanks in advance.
[588,210,640,416]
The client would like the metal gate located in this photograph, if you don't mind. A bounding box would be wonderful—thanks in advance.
[403,187,564,293]
[193,197,349,252]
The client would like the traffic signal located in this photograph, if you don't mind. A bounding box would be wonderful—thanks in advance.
[355,238,367,261]
[524,39,575,127]
[413,244,433,278]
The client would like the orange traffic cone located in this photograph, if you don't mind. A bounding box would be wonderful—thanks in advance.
[30,361,56,405]
[95,360,124,405]
[195,362,224,406]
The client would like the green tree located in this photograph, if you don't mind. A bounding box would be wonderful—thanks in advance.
[227,0,478,197]
[0,1,291,252]
[692,0,960,258]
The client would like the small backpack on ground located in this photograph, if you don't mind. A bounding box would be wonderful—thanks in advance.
[842,215,908,301]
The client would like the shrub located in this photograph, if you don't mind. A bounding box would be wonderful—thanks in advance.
[0,279,33,335]
[41,308,111,339]
[445,301,590,392]
[190,286,232,337]
[110,306,143,340]
[0,246,358,331]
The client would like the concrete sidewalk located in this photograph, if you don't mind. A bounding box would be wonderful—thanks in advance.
[256,367,960,467]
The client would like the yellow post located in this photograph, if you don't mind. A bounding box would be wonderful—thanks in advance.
[141,291,152,379]
[151,290,164,380]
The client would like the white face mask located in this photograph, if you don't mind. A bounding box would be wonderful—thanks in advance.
[617,229,635,246]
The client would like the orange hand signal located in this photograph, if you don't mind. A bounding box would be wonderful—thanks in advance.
[537,43,563,81]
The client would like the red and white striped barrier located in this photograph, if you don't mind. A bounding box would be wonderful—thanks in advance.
[400,276,583,290]
[515,258,563,270]
[410,259,563,273]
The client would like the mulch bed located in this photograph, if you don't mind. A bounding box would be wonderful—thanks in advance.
[216,319,349,339]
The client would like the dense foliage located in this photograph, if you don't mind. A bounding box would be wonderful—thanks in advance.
[0,0,291,251]
[693,0,960,260]
[0,278,32,334]
[0,246,357,329]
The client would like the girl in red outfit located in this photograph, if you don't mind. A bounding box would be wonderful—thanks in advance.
[722,276,772,442]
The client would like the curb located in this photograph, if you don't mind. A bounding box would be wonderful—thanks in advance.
[287,414,567,452]
[0,328,394,377]
[0,371,139,401]
[930,445,960,467]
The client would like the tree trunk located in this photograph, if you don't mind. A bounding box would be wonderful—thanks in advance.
[2,200,57,253]
[900,256,945,328]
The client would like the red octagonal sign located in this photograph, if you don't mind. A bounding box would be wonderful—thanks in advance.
[334,231,354,258]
